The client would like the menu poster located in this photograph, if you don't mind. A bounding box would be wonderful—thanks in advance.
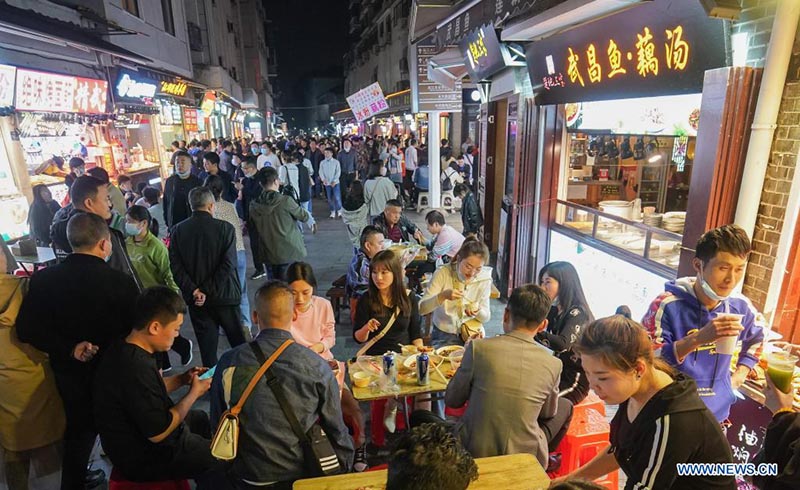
[15,68,108,114]
[346,82,388,122]
[0,64,15,107]
[183,107,198,132]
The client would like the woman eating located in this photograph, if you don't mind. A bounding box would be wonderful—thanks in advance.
[537,261,594,405]
[551,315,736,489]
[353,250,423,448]
[419,237,492,348]
[286,262,336,359]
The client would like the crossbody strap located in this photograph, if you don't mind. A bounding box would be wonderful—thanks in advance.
[231,339,293,416]
[250,342,307,442]
[355,307,399,358]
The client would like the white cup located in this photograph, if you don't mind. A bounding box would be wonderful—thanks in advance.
[714,313,744,355]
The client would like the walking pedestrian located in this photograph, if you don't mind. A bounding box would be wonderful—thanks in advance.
[320,147,342,218]
[163,150,202,230]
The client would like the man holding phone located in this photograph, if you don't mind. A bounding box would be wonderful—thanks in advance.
[643,224,765,422]
[94,286,221,487]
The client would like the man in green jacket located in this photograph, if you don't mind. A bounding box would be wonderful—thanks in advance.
[250,167,309,281]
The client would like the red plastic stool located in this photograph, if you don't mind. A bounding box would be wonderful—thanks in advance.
[551,408,619,490]
[575,390,606,418]
[109,468,190,490]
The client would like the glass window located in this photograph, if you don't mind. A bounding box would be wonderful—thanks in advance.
[122,0,139,17]
[162,0,175,36]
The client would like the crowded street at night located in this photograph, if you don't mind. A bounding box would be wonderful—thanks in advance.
[1,0,800,489]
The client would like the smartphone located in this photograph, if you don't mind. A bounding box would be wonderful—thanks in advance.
[199,366,216,380]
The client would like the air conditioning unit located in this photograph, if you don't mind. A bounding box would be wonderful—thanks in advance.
[700,0,742,20]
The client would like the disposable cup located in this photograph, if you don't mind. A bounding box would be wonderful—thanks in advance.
[714,313,743,355]
[766,350,798,394]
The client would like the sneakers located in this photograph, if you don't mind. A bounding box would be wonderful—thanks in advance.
[353,443,369,472]
[329,211,336,219]
[336,211,342,218]
[179,339,193,366]
[250,270,267,280]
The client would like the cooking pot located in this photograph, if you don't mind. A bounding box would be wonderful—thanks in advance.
[599,200,634,220]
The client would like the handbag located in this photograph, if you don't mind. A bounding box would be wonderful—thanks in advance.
[354,307,399,358]
[250,343,342,477]
[210,339,294,460]
[460,318,485,343]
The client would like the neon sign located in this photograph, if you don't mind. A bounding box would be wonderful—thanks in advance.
[15,68,108,114]
[160,80,188,97]
[116,73,157,100]
[458,24,505,82]
[526,0,726,105]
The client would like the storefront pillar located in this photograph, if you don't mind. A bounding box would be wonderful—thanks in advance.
[427,111,442,207]
[0,116,32,202]
[735,0,800,237]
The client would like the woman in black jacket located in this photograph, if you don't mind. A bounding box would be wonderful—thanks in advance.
[537,261,593,404]
[28,184,61,246]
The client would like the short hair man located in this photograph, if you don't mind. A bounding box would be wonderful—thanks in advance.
[169,187,245,366]
[372,199,419,243]
[346,225,385,298]
[17,212,139,489]
[164,150,202,229]
[453,183,483,236]
[387,423,478,490]
[418,210,465,264]
[642,224,764,422]
[412,284,568,468]
[87,166,127,215]
[50,175,142,288]
[257,141,279,169]
[210,281,354,487]
[250,167,309,281]
[94,287,219,486]
[200,151,236,202]
[219,139,234,174]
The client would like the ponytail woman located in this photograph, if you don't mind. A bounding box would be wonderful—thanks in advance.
[537,261,594,404]
[552,316,736,489]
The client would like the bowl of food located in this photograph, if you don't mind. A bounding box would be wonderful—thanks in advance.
[401,345,419,356]
[449,351,464,371]
[351,371,373,388]
[435,345,465,357]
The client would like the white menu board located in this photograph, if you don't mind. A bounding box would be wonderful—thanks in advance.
[346,82,388,122]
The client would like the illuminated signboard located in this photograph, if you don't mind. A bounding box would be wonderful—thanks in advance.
[160,79,188,97]
[459,24,505,81]
[526,0,726,105]
[200,91,216,114]
[15,68,108,114]
[183,107,198,132]
[346,82,388,122]
[0,64,16,107]
[114,69,158,105]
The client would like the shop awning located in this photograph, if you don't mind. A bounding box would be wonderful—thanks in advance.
[0,3,151,65]
[427,48,469,90]
[410,0,461,45]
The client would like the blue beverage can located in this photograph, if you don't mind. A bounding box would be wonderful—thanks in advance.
[417,352,430,385]
[382,352,396,379]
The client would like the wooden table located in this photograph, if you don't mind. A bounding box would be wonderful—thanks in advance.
[12,247,57,274]
[293,453,551,489]
[347,355,452,403]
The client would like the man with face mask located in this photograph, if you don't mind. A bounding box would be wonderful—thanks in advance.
[257,142,280,169]
[17,212,139,489]
[163,151,202,231]
[643,224,765,422]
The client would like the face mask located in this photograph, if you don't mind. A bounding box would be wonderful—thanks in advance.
[380,167,387,176]
[74,167,85,176]
[125,223,141,237]
[103,241,112,262]
[176,168,191,178]
[251,147,259,154]
[245,170,256,178]
[261,148,268,155]
[697,273,730,302]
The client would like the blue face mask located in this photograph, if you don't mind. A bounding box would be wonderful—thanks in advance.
[125,223,141,237]
[251,146,259,154]
[261,148,269,155]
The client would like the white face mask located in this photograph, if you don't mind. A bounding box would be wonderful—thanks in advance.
[697,273,730,302]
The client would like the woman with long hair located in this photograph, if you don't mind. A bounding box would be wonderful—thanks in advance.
[363,160,398,219]
[286,262,336,359]
[341,180,369,251]
[419,237,492,348]
[537,261,594,404]
[124,205,193,370]
[353,250,422,448]
[28,184,61,246]
[552,316,736,489]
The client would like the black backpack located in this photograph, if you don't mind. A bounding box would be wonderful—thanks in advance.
[280,182,300,204]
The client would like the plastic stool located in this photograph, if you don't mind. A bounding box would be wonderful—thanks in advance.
[109,469,190,490]
[552,408,619,490]
[441,190,455,212]
[416,192,430,213]
[575,390,606,418]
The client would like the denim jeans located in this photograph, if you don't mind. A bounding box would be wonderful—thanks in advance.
[325,184,342,213]
[300,200,315,231]
[268,263,290,282]
[237,250,251,328]
[431,325,464,348]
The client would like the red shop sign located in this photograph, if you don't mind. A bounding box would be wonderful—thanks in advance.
[183,107,198,132]
[15,68,108,114]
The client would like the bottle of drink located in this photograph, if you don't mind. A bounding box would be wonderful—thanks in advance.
[417,351,430,386]
[381,351,397,390]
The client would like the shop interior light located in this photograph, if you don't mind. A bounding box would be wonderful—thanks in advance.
[470,90,481,102]
[648,154,662,163]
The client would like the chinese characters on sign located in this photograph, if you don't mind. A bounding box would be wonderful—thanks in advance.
[458,24,506,82]
[183,108,198,132]
[160,80,188,98]
[15,69,108,114]
[414,40,462,113]
[525,0,726,105]
[346,82,388,123]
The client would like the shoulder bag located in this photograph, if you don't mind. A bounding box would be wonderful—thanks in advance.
[250,342,343,477]
[355,307,399,358]
[210,339,294,460]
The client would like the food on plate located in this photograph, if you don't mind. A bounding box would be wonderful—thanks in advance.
[401,345,419,355]
[417,345,435,353]
[435,345,465,357]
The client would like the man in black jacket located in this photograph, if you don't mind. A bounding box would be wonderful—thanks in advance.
[51,176,142,290]
[169,186,245,366]
[372,199,419,243]
[199,151,236,203]
[17,212,139,490]
[163,151,202,230]
[454,183,483,236]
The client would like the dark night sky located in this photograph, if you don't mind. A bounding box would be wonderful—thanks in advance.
[267,0,349,126]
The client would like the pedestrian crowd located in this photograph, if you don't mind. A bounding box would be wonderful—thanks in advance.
[1,133,797,490]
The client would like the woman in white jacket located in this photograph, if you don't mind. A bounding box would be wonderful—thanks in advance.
[363,161,398,219]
